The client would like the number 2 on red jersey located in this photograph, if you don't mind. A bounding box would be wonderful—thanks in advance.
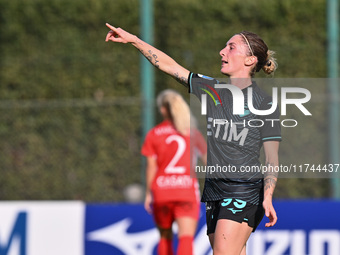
[164,135,186,174]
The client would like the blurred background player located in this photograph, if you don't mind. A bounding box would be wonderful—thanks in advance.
[141,89,207,255]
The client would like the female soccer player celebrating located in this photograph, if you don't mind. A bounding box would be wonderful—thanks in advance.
[141,89,207,255]
[106,24,281,255]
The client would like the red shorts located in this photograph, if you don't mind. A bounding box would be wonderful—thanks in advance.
[153,201,200,229]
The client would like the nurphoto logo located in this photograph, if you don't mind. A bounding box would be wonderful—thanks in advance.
[201,84,312,117]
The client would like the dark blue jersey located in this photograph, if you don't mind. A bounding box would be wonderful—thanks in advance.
[188,73,281,204]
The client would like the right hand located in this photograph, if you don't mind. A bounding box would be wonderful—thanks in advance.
[144,191,153,214]
[105,23,136,44]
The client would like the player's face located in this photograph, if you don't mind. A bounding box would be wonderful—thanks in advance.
[219,35,251,77]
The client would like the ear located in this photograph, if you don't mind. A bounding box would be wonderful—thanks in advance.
[244,56,257,67]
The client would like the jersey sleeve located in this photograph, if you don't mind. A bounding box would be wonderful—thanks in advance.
[259,96,282,142]
[187,72,221,100]
[141,130,156,157]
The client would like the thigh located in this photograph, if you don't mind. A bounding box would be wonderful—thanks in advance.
[206,198,264,253]
[174,201,200,237]
[176,217,198,237]
[213,219,252,255]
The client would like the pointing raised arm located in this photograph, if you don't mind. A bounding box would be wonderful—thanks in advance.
[105,23,136,44]
[105,23,190,86]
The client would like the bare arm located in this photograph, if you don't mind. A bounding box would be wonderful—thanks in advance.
[263,141,279,227]
[144,156,157,214]
[105,23,190,86]
[200,153,207,166]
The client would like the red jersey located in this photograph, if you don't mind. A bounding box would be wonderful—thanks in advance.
[141,120,207,203]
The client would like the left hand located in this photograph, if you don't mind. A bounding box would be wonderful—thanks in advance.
[263,198,277,227]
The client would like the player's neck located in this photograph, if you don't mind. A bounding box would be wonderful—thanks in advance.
[229,77,252,90]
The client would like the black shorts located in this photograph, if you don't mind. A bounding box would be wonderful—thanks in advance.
[205,198,265,235]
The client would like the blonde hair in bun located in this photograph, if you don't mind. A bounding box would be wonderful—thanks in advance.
[238,31,278,76]
[262,50,278,75]
[157,89,192,136]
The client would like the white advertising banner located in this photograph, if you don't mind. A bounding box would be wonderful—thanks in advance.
[0,201,84,255]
